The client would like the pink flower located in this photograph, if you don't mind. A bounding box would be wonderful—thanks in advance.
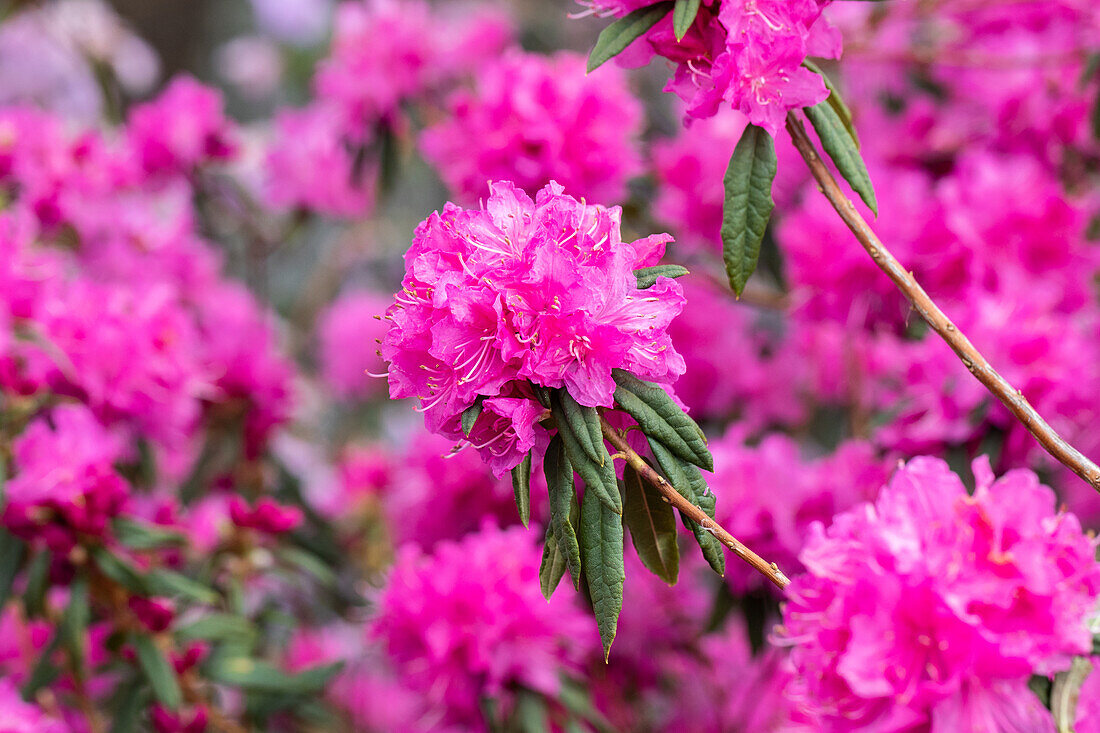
[421,51,643,205]
[315,0,511,138]
[317,290,391,398]
[0,678,67,733]
[780,457,1100,730]
[263,104,376,218]
[193,282,295,457]
[381,181,684,472]
[372,524,597,727]
[581,0,838,133]
[710,429,889,593]
[2,405,130,551]
[33,279,211,463]
[228,497,303,535]
[126,75,237,176]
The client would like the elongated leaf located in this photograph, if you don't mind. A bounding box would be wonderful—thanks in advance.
[673,0,701,40]
[112,518,187,550]
[588,2,674,72]
[721,124,777,297]
[804,101,878,215]
[92,547,148,595]
[648,440,725,576]
[60,574,90,670]
[580,484,625,661]
[539,526,569,600]
[22,634,61,698]
[146,569,219,605]
[176,613,256,644]
[558,390,606,466]
[552,394,621,514]
[24,550,50,618]
[612,369,712,470]
[0,530,24,610]
[133,634,182,710]
[461,398,484,438]
[515,692,550,733]
[622,465,679,584]
[276,546,339,588]
[803,59,858,148]
[512,450,532,528]
[634,264,689,290]
[208,657,342,694]
[543,436,581,588]
[108,677,149,733]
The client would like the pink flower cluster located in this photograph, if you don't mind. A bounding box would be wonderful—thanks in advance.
[0,83,295,489]
[781,457,1100,730]
[709,429,890,592]
[582,0,840,134]
[421,51,643,205]
[316,289,392,400]
[2,405,129,551]
[381,180,685,475]
[263,0,512,218]
[371,523,596,727]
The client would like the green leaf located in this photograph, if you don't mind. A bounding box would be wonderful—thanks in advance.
[60,574,90,671]
[208,657,342,695]
[514,692,550,733]
[558,390,607,466]
[611,369,712,471]
[276,546,339,588]
[634,264,689,290]
[803,60,859,148]
[552,394,621,514]
[22,634,61,698]
[23,550,50,618]
[511,450,532,528]
[539,526,569,600]
[622,465,679,584]
[543,436,582,591]
[133,634,183,710]
[804,100,878,215]
[648,440,725,576]
[721,124,777,297]
[0,530,24,610]
[146,569,219,605]
[580,482,625,661]
[461,398,484,438]
[672,0,701,40]
[175,613,256,644]
[112,518,187,550]
[108,677,150,733]
[92,547,148,595]
[587,1,674,72]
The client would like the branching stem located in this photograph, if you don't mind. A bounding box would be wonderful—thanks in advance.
[598,416,790,589]
[786,113,1100,492]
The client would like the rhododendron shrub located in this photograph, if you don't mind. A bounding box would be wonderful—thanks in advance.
[3,0,1100,730]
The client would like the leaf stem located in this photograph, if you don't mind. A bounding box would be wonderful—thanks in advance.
[598,416,790,589]
[786,112,1100,492]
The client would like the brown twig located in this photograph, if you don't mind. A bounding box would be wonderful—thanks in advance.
[599,417,790,590]
[786,113,1100,492]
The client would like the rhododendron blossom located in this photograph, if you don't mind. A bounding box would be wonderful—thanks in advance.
[381,180,685,474]
[2,404,129,551]
[581,0,840,134]
[422,51,643,204]
[372,524,596,727]
[780,457,1100,730]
